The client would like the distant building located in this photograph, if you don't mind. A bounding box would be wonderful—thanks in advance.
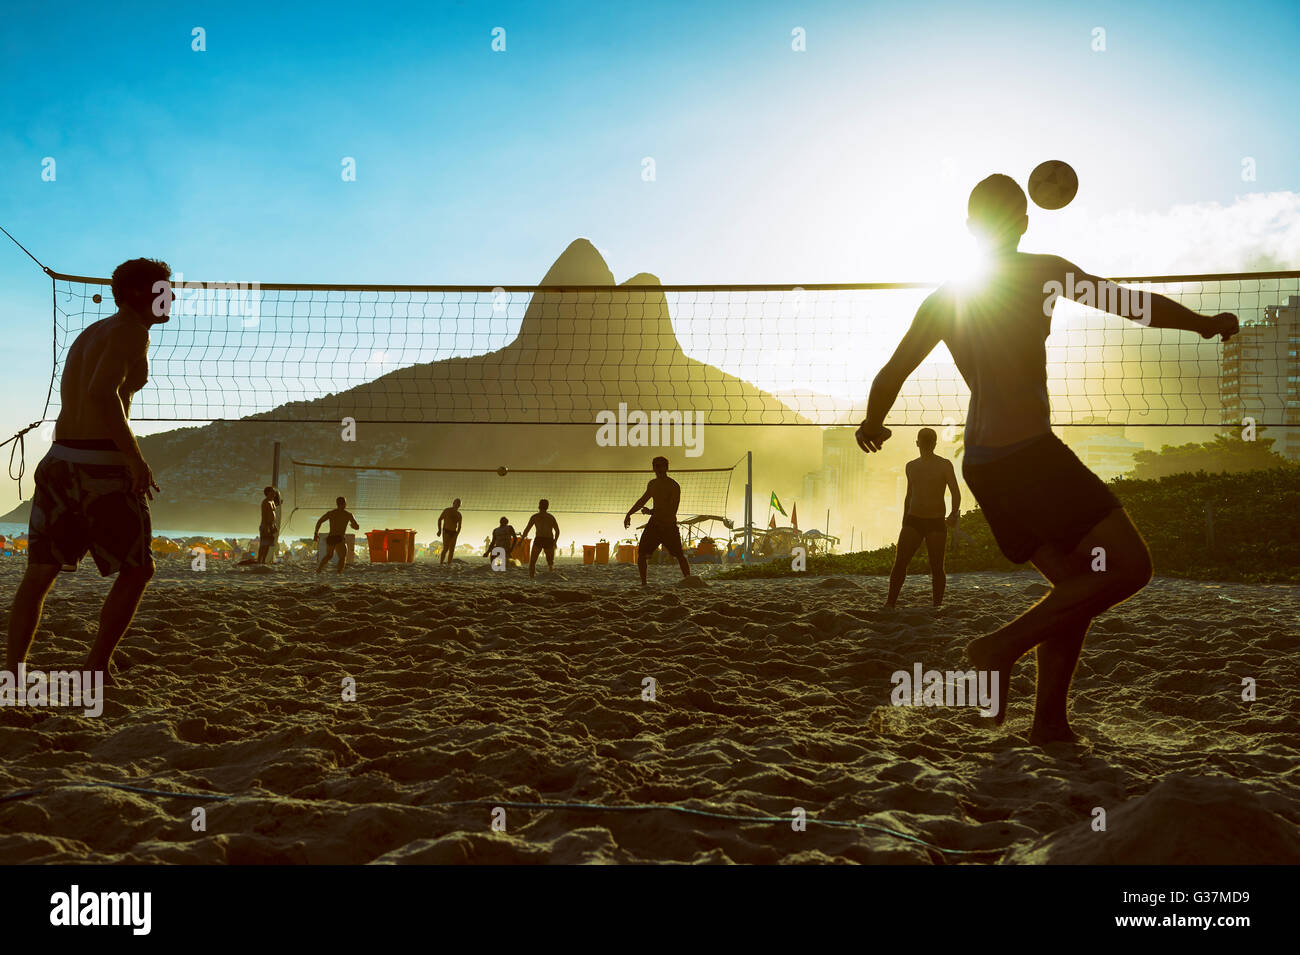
[800,428,915,549]
[1066,428,1145,481]
[1220,295,1300,461]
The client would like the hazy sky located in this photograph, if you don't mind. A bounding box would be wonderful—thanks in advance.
[2,0,1298,510]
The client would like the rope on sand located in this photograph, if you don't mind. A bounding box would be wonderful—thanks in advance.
[0,781,1005,858]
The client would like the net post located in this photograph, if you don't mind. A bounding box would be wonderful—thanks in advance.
[744,451,752,563]
[272,441,281,488]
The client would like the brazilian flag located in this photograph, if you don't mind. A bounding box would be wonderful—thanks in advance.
[770,492,787,516]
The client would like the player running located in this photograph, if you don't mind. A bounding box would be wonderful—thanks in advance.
[313,497,359,574]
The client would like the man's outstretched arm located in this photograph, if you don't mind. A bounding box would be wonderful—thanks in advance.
[1061,261,1238,341]
[857,297,943,452]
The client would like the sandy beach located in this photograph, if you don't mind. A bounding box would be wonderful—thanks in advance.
[1,557,1297,864]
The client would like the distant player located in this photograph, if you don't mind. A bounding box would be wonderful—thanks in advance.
[256,486,280,564]
[314,497,359,574]
[489,517,518,566]
[437,498,462,564]
[885,428,960,608]
[856,173,1238,743]
[624,456,691,586]
[521,499,560,579]
[6,257,171,685]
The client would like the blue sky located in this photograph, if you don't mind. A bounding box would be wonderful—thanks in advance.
[2,0,1298,509]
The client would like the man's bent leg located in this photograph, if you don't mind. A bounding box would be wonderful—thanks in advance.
[6,563,61,673]
[968,508,1152,726]
[885,527,923,607]
[1027,543,1095,744]
[86,564,154,679]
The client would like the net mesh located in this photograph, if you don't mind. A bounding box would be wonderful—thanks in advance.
[41,270,1300,428]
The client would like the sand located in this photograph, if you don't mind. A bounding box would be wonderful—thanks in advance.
[1,556,1297,864]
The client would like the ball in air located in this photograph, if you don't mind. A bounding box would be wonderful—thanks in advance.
[1028,160,1078,210]
[497,466,509,477]
[92,293,102,303]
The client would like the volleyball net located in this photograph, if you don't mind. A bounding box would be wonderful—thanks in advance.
[30,268,1300,430]
[289,460,738,521]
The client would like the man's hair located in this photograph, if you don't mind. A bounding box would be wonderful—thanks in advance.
[968,174,1027,234]
[452,498,461,506]
[264,485,275,495]
[336,496,346,507]
[111,258,171,312]
[499,516,508,524]
[918,427,938,449]
[539,498,549,509]
[652,455,669,471]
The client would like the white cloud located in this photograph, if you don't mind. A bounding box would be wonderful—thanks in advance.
[1037,191,1300,275]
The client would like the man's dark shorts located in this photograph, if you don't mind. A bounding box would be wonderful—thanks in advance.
[962,433,1121,564]
[28,442,153,577]
[639,521,684,558]
[531,535,556,559]
[902,513,946,536]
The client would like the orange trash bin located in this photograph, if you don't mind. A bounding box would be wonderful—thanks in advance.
[582,545,596,564]
[595,541,610,564]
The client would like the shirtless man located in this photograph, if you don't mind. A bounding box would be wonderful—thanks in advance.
[886,427,960,608]
[521,499,560,579]
[624,456,691,586]
[856,174,1237,744]
[256,486,280,564]
[489,516,518,567]
[314,497,359,573]
[437,498,462,564]
[6,258,172,684]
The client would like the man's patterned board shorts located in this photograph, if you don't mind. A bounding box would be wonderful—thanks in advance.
[28,443,154,576]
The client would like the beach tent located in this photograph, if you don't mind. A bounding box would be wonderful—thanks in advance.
[151,537,181,555]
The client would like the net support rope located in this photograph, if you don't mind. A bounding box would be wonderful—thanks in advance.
[0,778,1002,858]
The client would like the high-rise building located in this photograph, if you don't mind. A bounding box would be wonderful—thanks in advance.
[1220,295,1300,461]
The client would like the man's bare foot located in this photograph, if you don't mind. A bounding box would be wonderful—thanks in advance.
[965,633,1017,726]
[1029,722,1081,745]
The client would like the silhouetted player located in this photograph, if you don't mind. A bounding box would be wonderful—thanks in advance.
[7,258,172,684]
[624,456,691,586]
[490,516,518,566]
[314,497,359,574]
[438,498,462,563]
[257,486,281,564]
[886,428,959,608]
[521,499,560,578]
[856,174,1238,744]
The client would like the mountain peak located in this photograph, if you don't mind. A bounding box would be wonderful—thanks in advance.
[538,238,615,285]
[509,239,680,357]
